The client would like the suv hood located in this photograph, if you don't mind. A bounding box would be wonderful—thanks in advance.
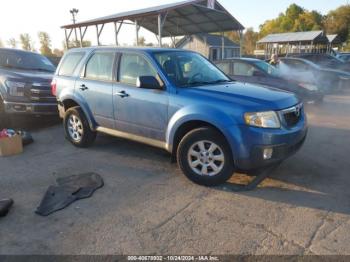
[182,82,299,111]
[0,67,53,83]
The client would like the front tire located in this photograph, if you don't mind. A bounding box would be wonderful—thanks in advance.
[177,127,234,186]
[64,106,96,148]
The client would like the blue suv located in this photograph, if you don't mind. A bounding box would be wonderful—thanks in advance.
[53,47,307,186]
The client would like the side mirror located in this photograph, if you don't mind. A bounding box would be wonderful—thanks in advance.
[137,76,162,89]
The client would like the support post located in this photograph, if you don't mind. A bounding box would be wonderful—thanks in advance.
[157,12,168,47]
[114,22,118,46]
[135,20,139,46]
[64,29,69,50]
[221,32,225,60]
[158,14,162,47]
[114,21,123,46]
[239,30,244,57]
[79,27,83,47]
[96,25,100,46]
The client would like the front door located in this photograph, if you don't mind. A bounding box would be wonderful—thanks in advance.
[75,50,116,128]
[113,52,168,141]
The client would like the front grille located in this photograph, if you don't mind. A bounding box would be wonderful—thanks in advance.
[280,104,303,128]
[25,83,56,103]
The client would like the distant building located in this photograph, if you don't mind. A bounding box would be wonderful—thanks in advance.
[176,33,240,61]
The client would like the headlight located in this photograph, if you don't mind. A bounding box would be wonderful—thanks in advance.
[244,111,281,128]
[298,83,318,91]
[5,80,26,97]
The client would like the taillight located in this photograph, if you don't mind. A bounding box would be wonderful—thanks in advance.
[51,79,57,96]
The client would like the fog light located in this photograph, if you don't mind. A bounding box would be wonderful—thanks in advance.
[263,148,273,160]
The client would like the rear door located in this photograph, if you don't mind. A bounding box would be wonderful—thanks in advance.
[112,52,168,141]
[215,61,232,77]
[55,51,86,97]
[75,50,116,128]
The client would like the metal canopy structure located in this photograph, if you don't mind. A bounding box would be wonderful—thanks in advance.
[256,31,334,58]
[327,34,342,45]
[257,31,328,45]
[61,0,244,49]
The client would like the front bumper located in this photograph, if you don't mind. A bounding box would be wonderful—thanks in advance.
[3,101,58,115]
[224,116,308,171]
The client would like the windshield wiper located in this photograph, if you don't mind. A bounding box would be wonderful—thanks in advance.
[29,68,55,72]
[210,79,233,84]
[184,79,233,87]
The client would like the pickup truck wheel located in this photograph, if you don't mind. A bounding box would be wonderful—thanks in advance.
[64,107,96,148]
[177,127,234,186]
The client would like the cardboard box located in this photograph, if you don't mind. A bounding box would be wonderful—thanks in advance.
[0,135,23,157]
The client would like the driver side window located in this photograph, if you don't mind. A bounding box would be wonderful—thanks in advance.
[119,53,159,86]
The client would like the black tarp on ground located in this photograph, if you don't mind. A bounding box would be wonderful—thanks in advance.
[36,173,104,216]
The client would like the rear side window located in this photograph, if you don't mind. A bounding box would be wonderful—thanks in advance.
[233,62,257,76]
[119,53,158,86]
[58,52,85,76]
[85,52,115,81]
[216,62,230,75]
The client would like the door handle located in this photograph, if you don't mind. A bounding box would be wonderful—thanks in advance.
[115,90,129,98]
[79,84,88,91]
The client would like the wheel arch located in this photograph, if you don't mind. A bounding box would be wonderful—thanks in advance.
[171,120,230,159]
[60,94,97,130]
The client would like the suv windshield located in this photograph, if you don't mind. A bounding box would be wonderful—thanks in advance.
[253,61,281,77]
[0,50,56,72]
[154,51,231,87]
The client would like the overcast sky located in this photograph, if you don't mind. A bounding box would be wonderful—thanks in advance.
[1,0,348,50]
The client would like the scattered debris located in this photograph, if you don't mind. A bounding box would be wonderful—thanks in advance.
[0,199,14,217]
[0,129,23,157]
[36,173,104,216]
[17,130,34,146]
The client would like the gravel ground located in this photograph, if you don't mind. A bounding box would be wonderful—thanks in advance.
[0,91,350,255]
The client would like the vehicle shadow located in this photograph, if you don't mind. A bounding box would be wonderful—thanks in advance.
[215,124,350,215]
[0,115,61,131]
[91,124,350,215]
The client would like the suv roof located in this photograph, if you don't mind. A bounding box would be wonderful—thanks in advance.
[215,58,261,63]
[0,47,41,56]
[66,46,190,54]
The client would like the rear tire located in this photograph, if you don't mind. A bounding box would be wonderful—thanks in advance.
[177,127,234,186]
[64,106,96,148]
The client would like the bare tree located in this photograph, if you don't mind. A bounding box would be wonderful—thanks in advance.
[38,32,53,56]
[19,33,33,51]
[7,38,17,48]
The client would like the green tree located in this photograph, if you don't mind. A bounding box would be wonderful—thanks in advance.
[324,5,350,43]
[38,32,53,56]
[7,38,17,48]
[19,33,33,51]
[226,29,259,55]
[259,4,323,37]
[0,39,4,48]
[293,11,323,31]
[243,28,260,55]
